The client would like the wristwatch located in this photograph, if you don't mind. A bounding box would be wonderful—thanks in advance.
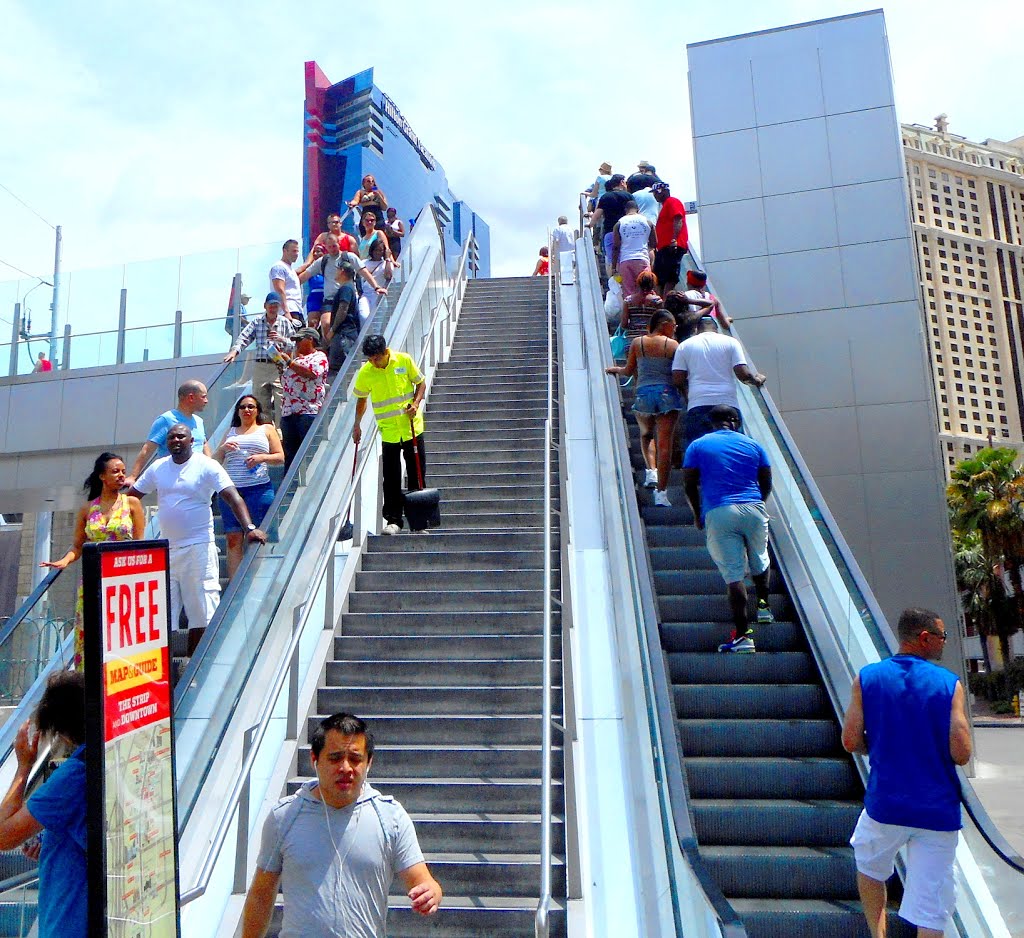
[246,523,256,532]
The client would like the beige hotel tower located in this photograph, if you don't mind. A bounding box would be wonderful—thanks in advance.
[903,116,1024,474]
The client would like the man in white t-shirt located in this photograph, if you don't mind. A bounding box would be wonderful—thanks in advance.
[672,316,766,451]
[551,216,575,258]
[270,240,306,324]
[129,423,267,653]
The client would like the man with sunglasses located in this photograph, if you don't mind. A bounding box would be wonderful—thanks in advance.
[842,607,972,938]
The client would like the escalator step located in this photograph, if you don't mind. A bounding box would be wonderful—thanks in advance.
[678,718,843,757]
[668,651,814,684]
[730,898,915,938]
[685,757,860,800]
[673,682,828,719]
[660,620,804,652]
[702,845,858,900]
[691,799,862,846]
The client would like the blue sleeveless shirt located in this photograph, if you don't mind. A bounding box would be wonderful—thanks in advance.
[860,655,961,831]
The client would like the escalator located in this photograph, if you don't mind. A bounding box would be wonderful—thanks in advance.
[570,226,1024,938]
[623,392,908,936]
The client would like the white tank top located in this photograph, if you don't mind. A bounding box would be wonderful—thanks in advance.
[223,425,271,487]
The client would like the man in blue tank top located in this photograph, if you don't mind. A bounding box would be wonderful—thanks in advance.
[842,607,972,937]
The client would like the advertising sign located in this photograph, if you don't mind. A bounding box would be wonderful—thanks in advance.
[83,540,181,937]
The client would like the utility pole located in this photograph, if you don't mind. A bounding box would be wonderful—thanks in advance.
[49,225,62,364]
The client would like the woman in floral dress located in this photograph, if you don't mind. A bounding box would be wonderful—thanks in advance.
[40,452,145,669]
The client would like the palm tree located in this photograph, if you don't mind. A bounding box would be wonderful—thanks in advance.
[947,448,1024,667]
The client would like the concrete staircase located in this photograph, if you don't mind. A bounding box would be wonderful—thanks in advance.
[617,388,912,938]
[283,276,567,936]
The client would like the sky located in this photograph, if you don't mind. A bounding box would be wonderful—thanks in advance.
[1,0,1022,321]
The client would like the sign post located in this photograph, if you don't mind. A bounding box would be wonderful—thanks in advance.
[83,539,181,937]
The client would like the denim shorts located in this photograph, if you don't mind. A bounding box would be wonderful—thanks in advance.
[633,384,683,415]
[220,481,275,532]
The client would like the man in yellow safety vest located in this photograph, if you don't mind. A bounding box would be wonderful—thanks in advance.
[352,334,427,535]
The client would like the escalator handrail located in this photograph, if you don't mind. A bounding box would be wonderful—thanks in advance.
[176,204,443,699]
[687,248,1024,883]
[576,223,747,937]
[0,569,61,651]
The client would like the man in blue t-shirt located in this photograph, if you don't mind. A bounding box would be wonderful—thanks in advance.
[125,378,211,486]
[683,404,773,653]
[0,671,87,938]
[842,608,972,937]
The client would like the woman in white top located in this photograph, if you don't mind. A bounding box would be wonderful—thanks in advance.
[361,239,394,324]
[610,199,656,302]
[213,395,285,578]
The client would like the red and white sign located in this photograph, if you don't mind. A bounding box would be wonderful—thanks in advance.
[100,547,171,740]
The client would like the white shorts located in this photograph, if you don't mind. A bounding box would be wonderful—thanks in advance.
[850,810,958,931]
[169,541,221,631]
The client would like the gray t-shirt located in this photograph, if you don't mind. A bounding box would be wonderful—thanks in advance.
[319,252,365,304]
[256,781,424,938]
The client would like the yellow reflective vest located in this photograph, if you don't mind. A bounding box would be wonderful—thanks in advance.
[353,351,425,443]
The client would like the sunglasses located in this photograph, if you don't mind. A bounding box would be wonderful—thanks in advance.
[924,629,948,642]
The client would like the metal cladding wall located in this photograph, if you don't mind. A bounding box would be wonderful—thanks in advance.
[687,12,965,677]
[303,63,490,277]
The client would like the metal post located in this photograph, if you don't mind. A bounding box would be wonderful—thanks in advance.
[32,509,52,590]
[116,288,127,364]
[48,226,61,364]
[173,309,183,359]
[232,725,258,894]
[9,302,20,377]
[324,513,340,631]
[286,604,304,740]
[61,324,71,370]
[231,272,243,344]
[353,473,363,545]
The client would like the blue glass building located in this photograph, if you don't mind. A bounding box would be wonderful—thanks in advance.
[303,63,490,277]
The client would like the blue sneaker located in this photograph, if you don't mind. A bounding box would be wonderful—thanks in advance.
[718,629,756,654]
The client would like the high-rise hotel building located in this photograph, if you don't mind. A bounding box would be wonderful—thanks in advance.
[902,116,1024,473]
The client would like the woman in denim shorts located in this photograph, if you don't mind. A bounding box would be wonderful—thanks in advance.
[606,310,681,506]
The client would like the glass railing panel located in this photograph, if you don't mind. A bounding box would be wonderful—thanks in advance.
[177,247,241,326]
[0,580,74,707]
[62,264,127,336]
[236,242,281,303]
[122,322,177,363]
[179,317,229,358]
[121,255,182,329]
[0,872,38,937]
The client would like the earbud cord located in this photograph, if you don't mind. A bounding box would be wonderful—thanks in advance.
[315,761,363,936]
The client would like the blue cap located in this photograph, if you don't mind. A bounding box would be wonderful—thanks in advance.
[264,292,281,305]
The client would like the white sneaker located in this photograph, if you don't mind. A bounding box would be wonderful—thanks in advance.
[653,489,672,507]
[643,468,657,488]
[411,528,430,535]
[382,523,401,535]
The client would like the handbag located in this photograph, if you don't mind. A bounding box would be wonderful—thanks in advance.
[610,327,630,361]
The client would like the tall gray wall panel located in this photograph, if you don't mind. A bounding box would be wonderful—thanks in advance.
[687,11,963,672]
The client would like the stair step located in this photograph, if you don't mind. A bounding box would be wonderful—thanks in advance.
[348,589,545,612]
[307,713,547,745]
[383,896,567,938]
[365,531,547,551]
[340,610,550,636]
[325,658,555,687]
[409,813,565,853]
[354,568,545,592]
[335,635,552,661]
[318,685,561,716]
[361,548,545,571]
[691,799,861,846]
[431,470,545,488]
[286,776,564,813]
[649,545,718,570]
[658,594,790,623]
[437,513,549,531]
[685,757,860,800]
[678,718,843,757]
[297,744,563,778]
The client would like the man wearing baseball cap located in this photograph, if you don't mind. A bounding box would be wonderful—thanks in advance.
[652,182,688,295]
[628,160,663,191]
[278,327,329,468]
[223,292,298,424]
